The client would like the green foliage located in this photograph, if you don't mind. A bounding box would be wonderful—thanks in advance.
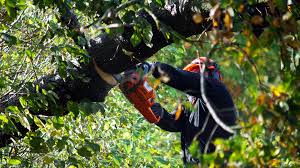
[1,0,300,167]
[1,89,182,167]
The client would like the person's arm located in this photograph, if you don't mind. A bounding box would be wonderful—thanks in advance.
[152,62,209,97]
[152,62,236,114]
[151,103,185,132]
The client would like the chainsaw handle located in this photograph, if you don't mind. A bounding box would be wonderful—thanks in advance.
[140,106,161,123]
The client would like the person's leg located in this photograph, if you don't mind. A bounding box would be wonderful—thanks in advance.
[197,112,235,153]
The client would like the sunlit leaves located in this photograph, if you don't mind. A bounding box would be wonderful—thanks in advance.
[142,24,153,48]
[52,116,64,129]
[130,17,153,48]
[7,158,21,165]
[34,116,45,128]
[0,114,9,128]
[153,0,164,7]
[18,113,31,131]
[19,97,27,108]
[130,33,141,47]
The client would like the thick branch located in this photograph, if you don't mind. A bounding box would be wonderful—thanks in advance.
[92,1,210,74]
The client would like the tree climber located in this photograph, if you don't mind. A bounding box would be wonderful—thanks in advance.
[148,57,237,164]
[94,57,237,164]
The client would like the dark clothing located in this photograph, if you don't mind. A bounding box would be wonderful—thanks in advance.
[152,63,237,164]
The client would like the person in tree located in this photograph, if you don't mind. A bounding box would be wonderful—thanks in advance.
[148,57,237,164]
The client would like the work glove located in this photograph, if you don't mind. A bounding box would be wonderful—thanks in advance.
[151,103,164,119]
[136,62,155,75]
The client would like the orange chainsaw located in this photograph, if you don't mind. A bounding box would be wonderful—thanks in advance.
[119,63,160,124]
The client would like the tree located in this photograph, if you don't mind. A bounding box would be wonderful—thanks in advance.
[0,0,299,167]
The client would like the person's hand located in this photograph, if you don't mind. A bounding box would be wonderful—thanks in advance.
[136,62,155,75]
[150,103,164,118]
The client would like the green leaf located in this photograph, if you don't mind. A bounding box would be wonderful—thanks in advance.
[68,166,77,168]
[19,114,31,131]
[17,0,26,8]
[58,62,67,78]
[121,10,135,24]
[79,102,104,116]
[42,89,47,95]
[25,49,35,59]
[67,101,79,118]
[67,157,78,166]
[47,90,59,105]
[43,156,54,164]
[202,153,217,164]
[47,90,59,99]
[34,116,45,128]
[56,139,66,151]
[1,33,17,45]
[0,114,8,124]
[77,146,92,158]
[7,158,21,165]
[86,141,100,152]
[35,84,40,93]
[6,106,20,114]
[142,25,153,48]
[29,136,49,153]
[5,0,16,7]
[154,0,164,6]
[130,33,142,47]
[19,97,27,108]
[120,115,128,124]
[155,156,168,165]
[188,140,199,157]
[0,76,5,89]
[0,114,8,129]
[77,36,87,47]
[112,156,121,166]
[159,23,171,40]
[52,117,64,129]
[5,6,17,18]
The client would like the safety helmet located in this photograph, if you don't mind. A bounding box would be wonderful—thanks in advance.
[183,57,222,81]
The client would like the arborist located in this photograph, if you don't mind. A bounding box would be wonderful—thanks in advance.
[148,57,237,164]
[94,57,237,164]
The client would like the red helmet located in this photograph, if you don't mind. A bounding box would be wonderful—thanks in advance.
[183,57,222,81]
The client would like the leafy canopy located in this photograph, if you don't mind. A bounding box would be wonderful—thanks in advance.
[0,0,300,167]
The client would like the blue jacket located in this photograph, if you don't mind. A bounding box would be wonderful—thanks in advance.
[151,63,237,164]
